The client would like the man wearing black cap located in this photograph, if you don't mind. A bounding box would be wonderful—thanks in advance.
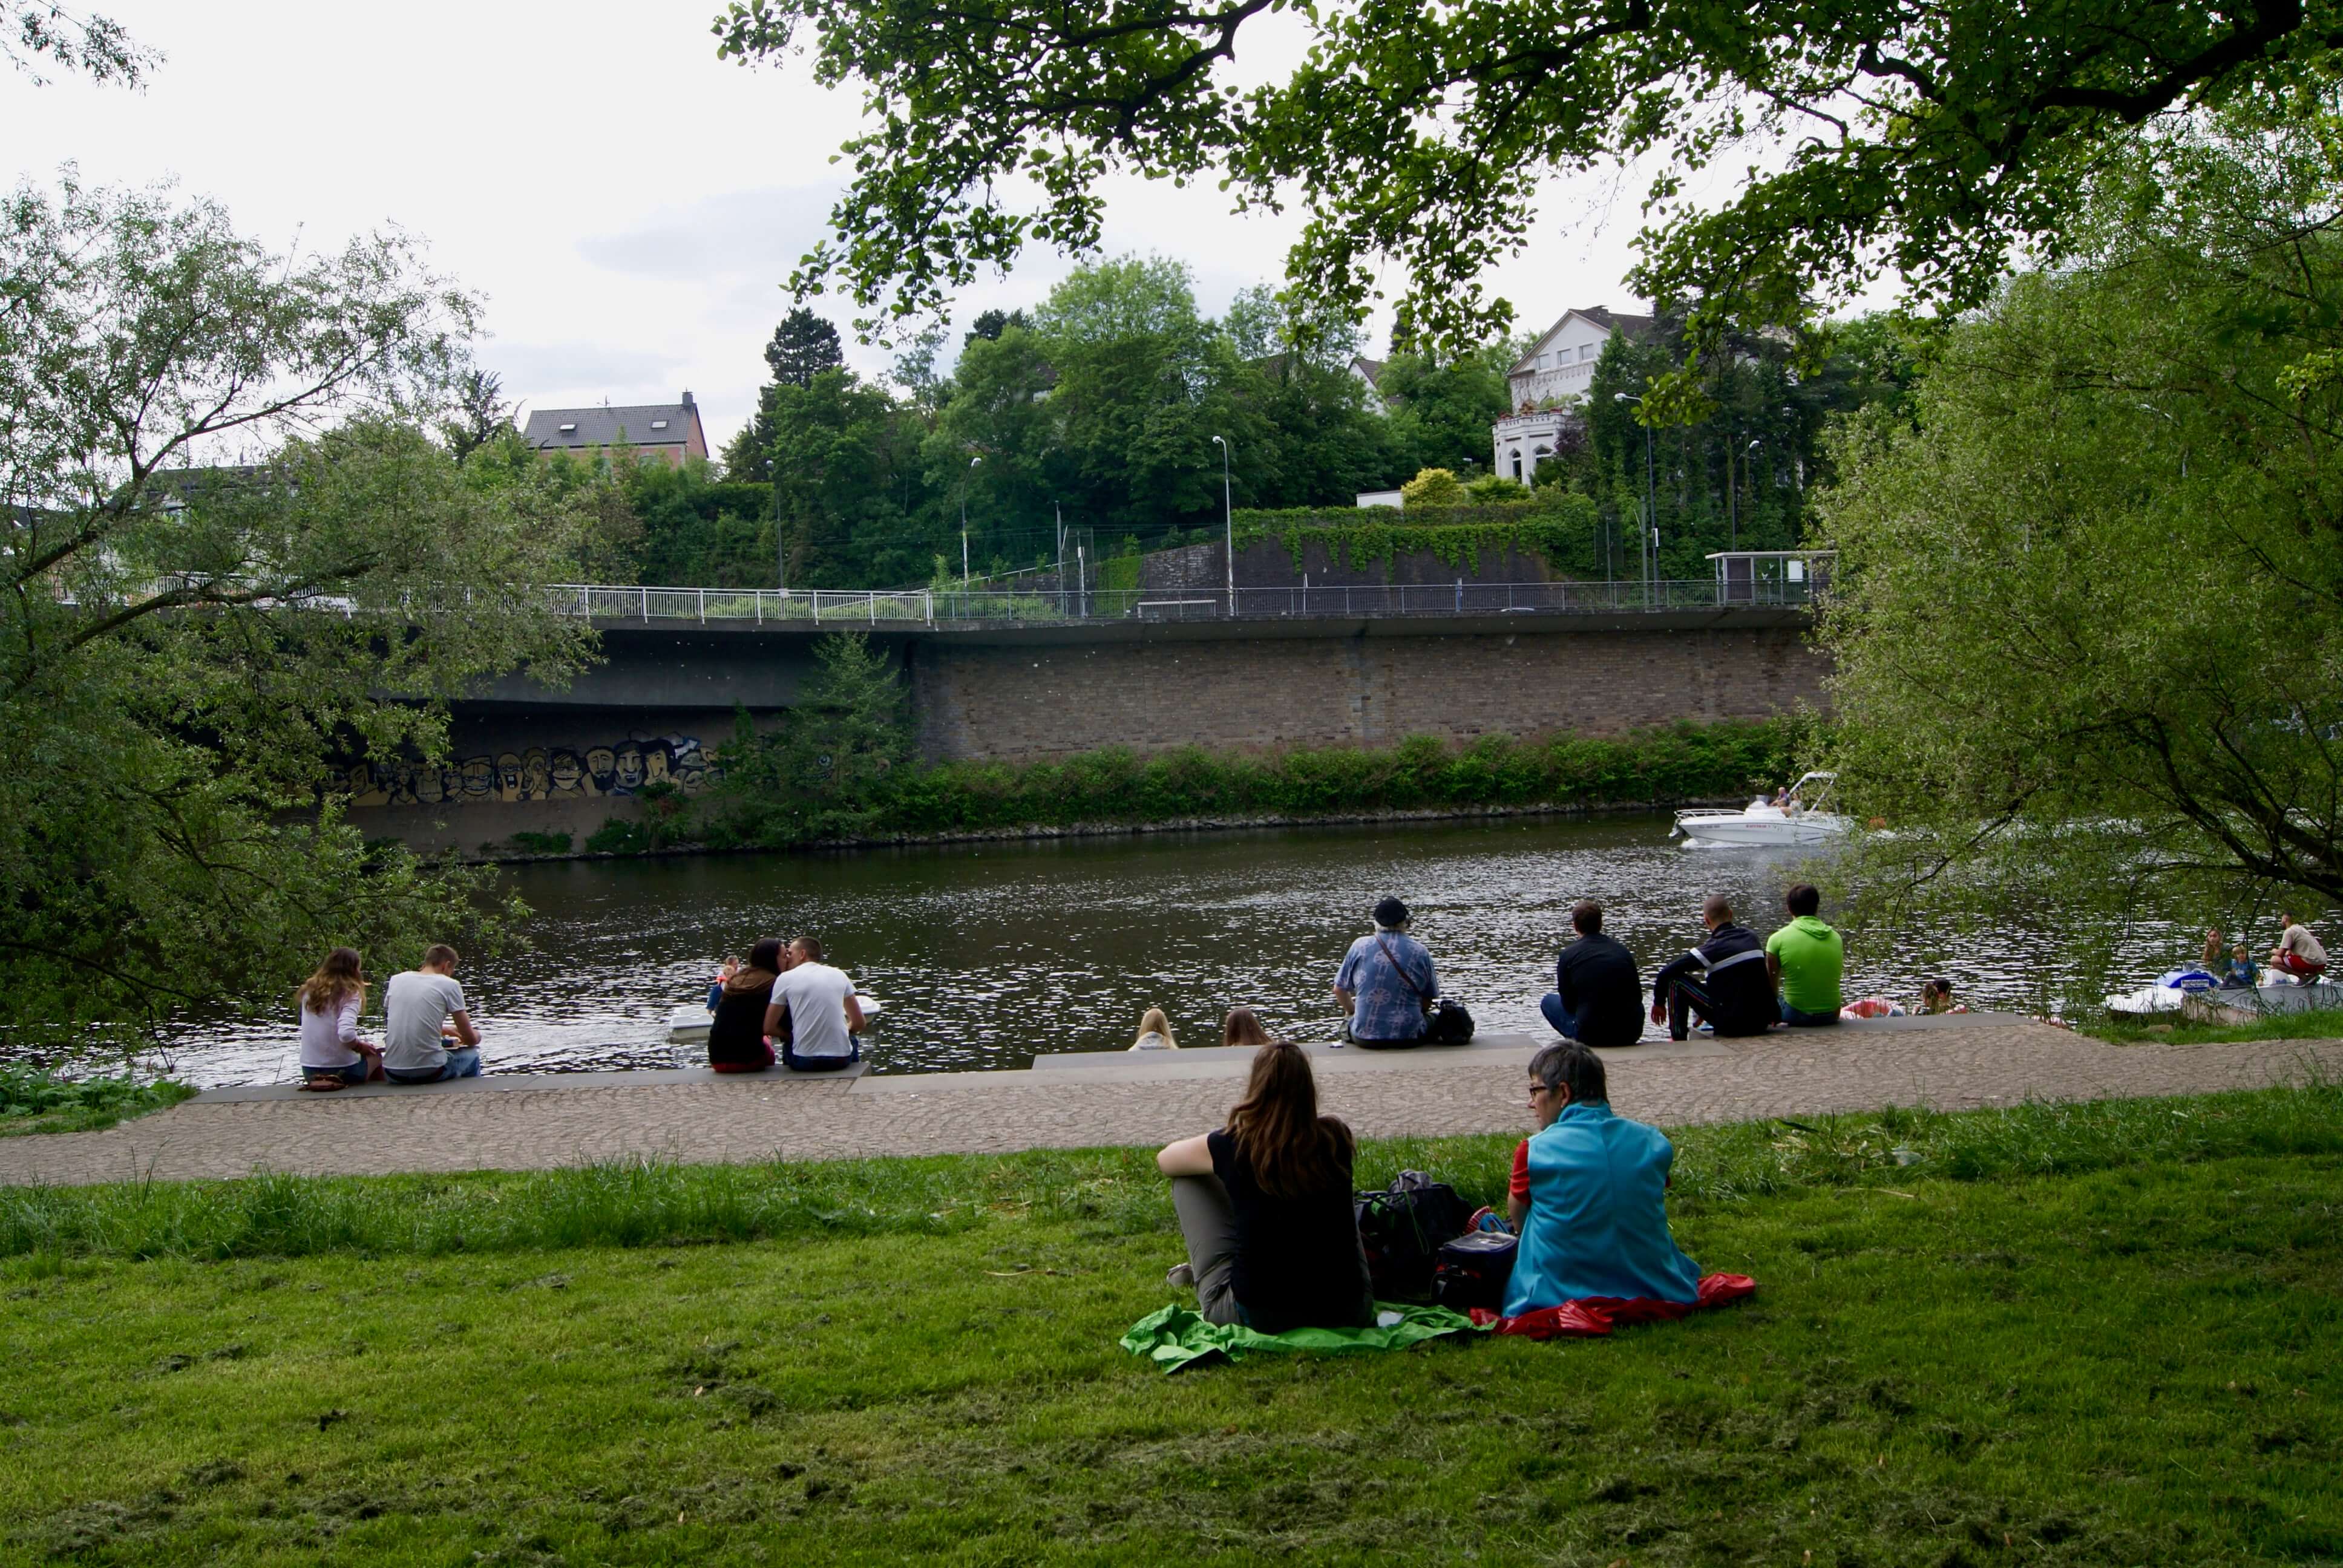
[1334,896,1440,1048]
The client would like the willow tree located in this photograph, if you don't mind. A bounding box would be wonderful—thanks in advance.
[0,177,601,1036]
[1817,112,2343,904]
[713,0,2343,409]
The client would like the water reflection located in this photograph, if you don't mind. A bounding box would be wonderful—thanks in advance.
[142,814,2194,1085]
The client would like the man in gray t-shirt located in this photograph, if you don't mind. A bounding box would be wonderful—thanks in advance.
[382,944,483,1083]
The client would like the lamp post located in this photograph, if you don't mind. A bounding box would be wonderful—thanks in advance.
[1732,436,1760,550]
[960,455,980,589]
[1211,434,1235,616]
[1614,393,1656,593]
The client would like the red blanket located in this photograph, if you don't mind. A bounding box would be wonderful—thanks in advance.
[1469,1272,1756,1339]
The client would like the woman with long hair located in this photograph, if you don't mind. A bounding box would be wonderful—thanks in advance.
[1221,1007,1272,1050]
[708,936,788,1072]
[296,947,381,1090]
[1154,1040,1374,1331]
[1129,1006,1178,1051]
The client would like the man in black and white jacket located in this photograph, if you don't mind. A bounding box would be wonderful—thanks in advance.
[1649,895,1777,1041]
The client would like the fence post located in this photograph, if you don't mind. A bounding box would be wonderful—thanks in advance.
[869,592,876,626]
[698,587,706,623]
[640,586,649,622]
[812,593,821,625]
[924,590,933,627]
[755,590,762,625]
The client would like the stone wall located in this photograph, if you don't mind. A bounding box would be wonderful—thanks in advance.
[1139,539,1557,592]
[909,622,1827,762]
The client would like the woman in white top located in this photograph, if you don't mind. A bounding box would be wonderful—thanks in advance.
[1130,1007,1179,1051]
[297,947,382,1089]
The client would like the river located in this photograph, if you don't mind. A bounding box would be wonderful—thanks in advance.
[146,814,2201,1086]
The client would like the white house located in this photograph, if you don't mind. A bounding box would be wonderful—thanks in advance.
[1491,306,1653,482]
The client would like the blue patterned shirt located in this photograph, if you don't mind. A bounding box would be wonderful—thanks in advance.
[1335,930,1437,1042]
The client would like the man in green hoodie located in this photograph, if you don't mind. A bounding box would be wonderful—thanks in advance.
[1766,884,1844,1027]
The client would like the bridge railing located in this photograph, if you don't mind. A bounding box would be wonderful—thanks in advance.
[546,578,1822,626]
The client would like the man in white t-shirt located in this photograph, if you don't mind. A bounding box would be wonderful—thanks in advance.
[382,944,484,1083]
[767,935,864,1071]
[2269,911,2329,985]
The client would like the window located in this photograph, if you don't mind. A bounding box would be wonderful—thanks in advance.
[558,422,577,433]
[1578,344,1597,361]
[650,419,669,430]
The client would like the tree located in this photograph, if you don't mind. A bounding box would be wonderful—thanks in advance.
[437,368,511,462]
[703,632,909,844]
[713,0,2336,395]
[7,5,156,87]
[1400,468,1467,508]
[965,308,1030,345]
[0,176,600,1036]
[765,305,845,388]
[1380,345,1513,477]
[1817,111,2343,903]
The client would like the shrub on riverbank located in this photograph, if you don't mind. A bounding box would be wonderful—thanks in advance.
[0,1068,195,1137]
[698,716,1806,849]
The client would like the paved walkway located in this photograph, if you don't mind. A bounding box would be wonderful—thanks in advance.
[4,1018,2339,1187]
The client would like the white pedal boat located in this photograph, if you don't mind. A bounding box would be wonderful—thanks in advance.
[667,994,883,1045]
[1673,771,1854,849]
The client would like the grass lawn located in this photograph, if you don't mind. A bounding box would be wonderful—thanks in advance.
[1,1090,2339,1565]
[0,1070,195,1138]
[2089,1006,2343,1048]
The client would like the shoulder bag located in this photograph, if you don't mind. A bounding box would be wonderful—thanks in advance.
[1375,933,1474,1045]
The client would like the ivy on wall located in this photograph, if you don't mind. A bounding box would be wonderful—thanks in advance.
[1099,534,1145,592]
[1231,494,1606,580]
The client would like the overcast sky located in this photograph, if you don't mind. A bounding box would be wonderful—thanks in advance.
[2,1,1674,451]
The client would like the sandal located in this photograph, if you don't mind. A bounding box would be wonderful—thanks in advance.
[297,1077,347,1092]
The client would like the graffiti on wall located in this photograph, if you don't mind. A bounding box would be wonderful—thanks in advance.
[342,734,710,807]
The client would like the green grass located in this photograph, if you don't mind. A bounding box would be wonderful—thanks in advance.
[2088,1007,2343,1047]
[0,1068,196,1138]
[0,1090,2338,1564]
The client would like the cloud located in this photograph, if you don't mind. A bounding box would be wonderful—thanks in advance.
[486,341,690,409]
[578,185,848,285]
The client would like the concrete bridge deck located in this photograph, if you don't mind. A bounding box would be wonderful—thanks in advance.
[3,1017,2336,1187]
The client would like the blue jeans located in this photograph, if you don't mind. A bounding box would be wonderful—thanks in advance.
[783,1040,860,1072]
[1779,1001,1841,1028]
[1538,992,1575,1038]
[304,1059,369,1085]
[386,1048,482,1084]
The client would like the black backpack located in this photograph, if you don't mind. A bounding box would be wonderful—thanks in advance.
[1353,1171,1472,1300]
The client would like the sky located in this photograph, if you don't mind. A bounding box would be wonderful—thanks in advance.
[1,1,1679,452]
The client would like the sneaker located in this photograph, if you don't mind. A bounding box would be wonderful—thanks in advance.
[1165,1263,1195,1290]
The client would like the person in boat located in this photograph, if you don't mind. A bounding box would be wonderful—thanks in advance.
[1919,978,1967,1014]
[296,947,383,1090]
[770,935,866,1070]
[2269,912,2328,985]
[1504,1042,1702,1318]
[1539,900,1644,1047]
[1155,1039,1375,1331]
[1767,884,1845,1028]
[2224,944,2261,990]
[706,955,739,1016]
[709,938,788,1073]
[1222,1007,1273,1049]
[1333,895,1440,1048]
[2201,927,2227,972]
[1650,897,1775,1041]
[1130,1007,1179,1051]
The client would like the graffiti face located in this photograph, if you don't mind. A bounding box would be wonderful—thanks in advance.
[586,746,617,794]
[522,748,551,800]
[670,737,707,788]
[549,750,589,796]
[385,761,419,806]
[643,746,670,784]
[614,743,646,792]
[414,766,445,805]
[460,757,496,799]
[496,751,524,803]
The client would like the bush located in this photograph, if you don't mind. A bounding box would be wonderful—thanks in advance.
[506,831,573,855]
[1400,466,1467,507]
[585,818,652,855]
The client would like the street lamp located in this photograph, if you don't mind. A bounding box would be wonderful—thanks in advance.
[1614,393,1657,592]
[1211,434,1235,616]
[960,455,980,589]
[1732,437,1760,550]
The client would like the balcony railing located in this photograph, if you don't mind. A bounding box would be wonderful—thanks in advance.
[544,578,1824,627]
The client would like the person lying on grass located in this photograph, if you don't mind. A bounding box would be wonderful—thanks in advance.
[1504,1043,1703,1318]
[1156,1040,1375,1333]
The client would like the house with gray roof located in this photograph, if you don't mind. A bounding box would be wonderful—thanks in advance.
[522,392,708,468]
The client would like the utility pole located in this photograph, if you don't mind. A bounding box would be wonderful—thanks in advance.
[1211,434,1235,616]
[960,454,980,589]
[1615,392,1657,593]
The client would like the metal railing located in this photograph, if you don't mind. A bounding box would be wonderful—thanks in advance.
[545,578,1823,627]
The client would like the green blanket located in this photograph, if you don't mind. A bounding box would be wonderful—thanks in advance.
[1119,1302,1486,1373]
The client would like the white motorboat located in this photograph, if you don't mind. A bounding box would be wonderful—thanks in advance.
[1672,771,1854,849]
[666,994,883,1045]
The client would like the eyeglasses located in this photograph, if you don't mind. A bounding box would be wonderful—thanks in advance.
[1527,1083,1556,1097]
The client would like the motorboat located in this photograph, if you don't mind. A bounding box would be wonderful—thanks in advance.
[2102,967,2218,1021]
[666,993,883,1046]
[1672,771,1854,849]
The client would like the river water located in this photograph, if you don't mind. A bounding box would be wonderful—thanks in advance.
[151,814,2201,1086]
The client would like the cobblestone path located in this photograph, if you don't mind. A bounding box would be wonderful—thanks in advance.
[3,1021,2338,1187]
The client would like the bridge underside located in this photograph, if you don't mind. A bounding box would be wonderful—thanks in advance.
[350,609,1828,851]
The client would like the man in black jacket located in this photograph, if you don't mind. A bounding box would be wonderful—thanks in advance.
[1649,895,1777,1040]
[1539,901,1645,1047]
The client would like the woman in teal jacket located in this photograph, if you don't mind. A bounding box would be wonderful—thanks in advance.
[1504,1043,1702,1316]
